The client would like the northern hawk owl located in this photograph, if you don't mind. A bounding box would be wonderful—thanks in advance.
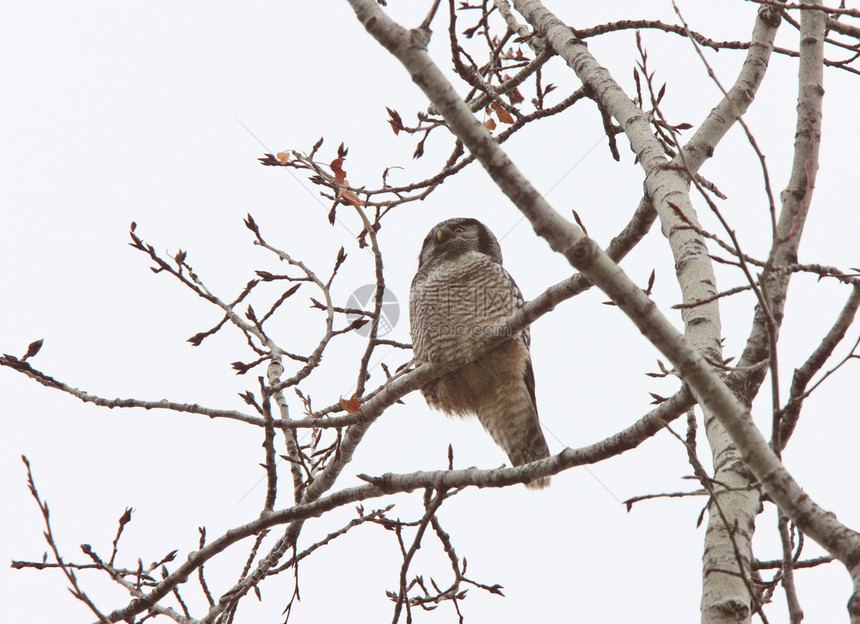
[409,218,550,489]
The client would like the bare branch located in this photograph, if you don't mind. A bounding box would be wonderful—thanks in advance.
[21,456,111,623]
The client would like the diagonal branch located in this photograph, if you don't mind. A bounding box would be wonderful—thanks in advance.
[779,285,860,449]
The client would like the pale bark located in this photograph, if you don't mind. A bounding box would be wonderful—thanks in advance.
[681,8,782,623]
[507,3,779,620]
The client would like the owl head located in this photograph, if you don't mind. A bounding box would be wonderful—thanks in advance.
[417,218,503,268]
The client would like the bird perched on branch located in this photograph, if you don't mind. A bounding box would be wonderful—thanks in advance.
[409,217,550,489]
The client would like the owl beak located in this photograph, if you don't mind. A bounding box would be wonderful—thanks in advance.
[435,228,452,243]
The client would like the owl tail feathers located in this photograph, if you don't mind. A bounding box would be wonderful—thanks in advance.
[525,474,551,490]
[476,404,551,490]
[508,436,551,490]
[517,446,551,490]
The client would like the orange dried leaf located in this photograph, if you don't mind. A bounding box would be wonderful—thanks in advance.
[501,78,525,105]
[330,157,347,185]
[338,189,364,207]
[276,152,291,165]
[339,395,361,413]
[483,118,497,131]
[490,102,514,124]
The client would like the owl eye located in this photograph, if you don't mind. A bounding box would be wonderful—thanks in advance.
[454,226,465,233]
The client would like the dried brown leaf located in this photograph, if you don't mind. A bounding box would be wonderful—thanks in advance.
[339,395,361,414]
[330,157,347,185]
[490,101,514,124]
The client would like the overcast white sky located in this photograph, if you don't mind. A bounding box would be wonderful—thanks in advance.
[2,1,860,622]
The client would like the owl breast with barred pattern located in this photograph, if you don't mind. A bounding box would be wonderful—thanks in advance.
[409,217,550,489]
